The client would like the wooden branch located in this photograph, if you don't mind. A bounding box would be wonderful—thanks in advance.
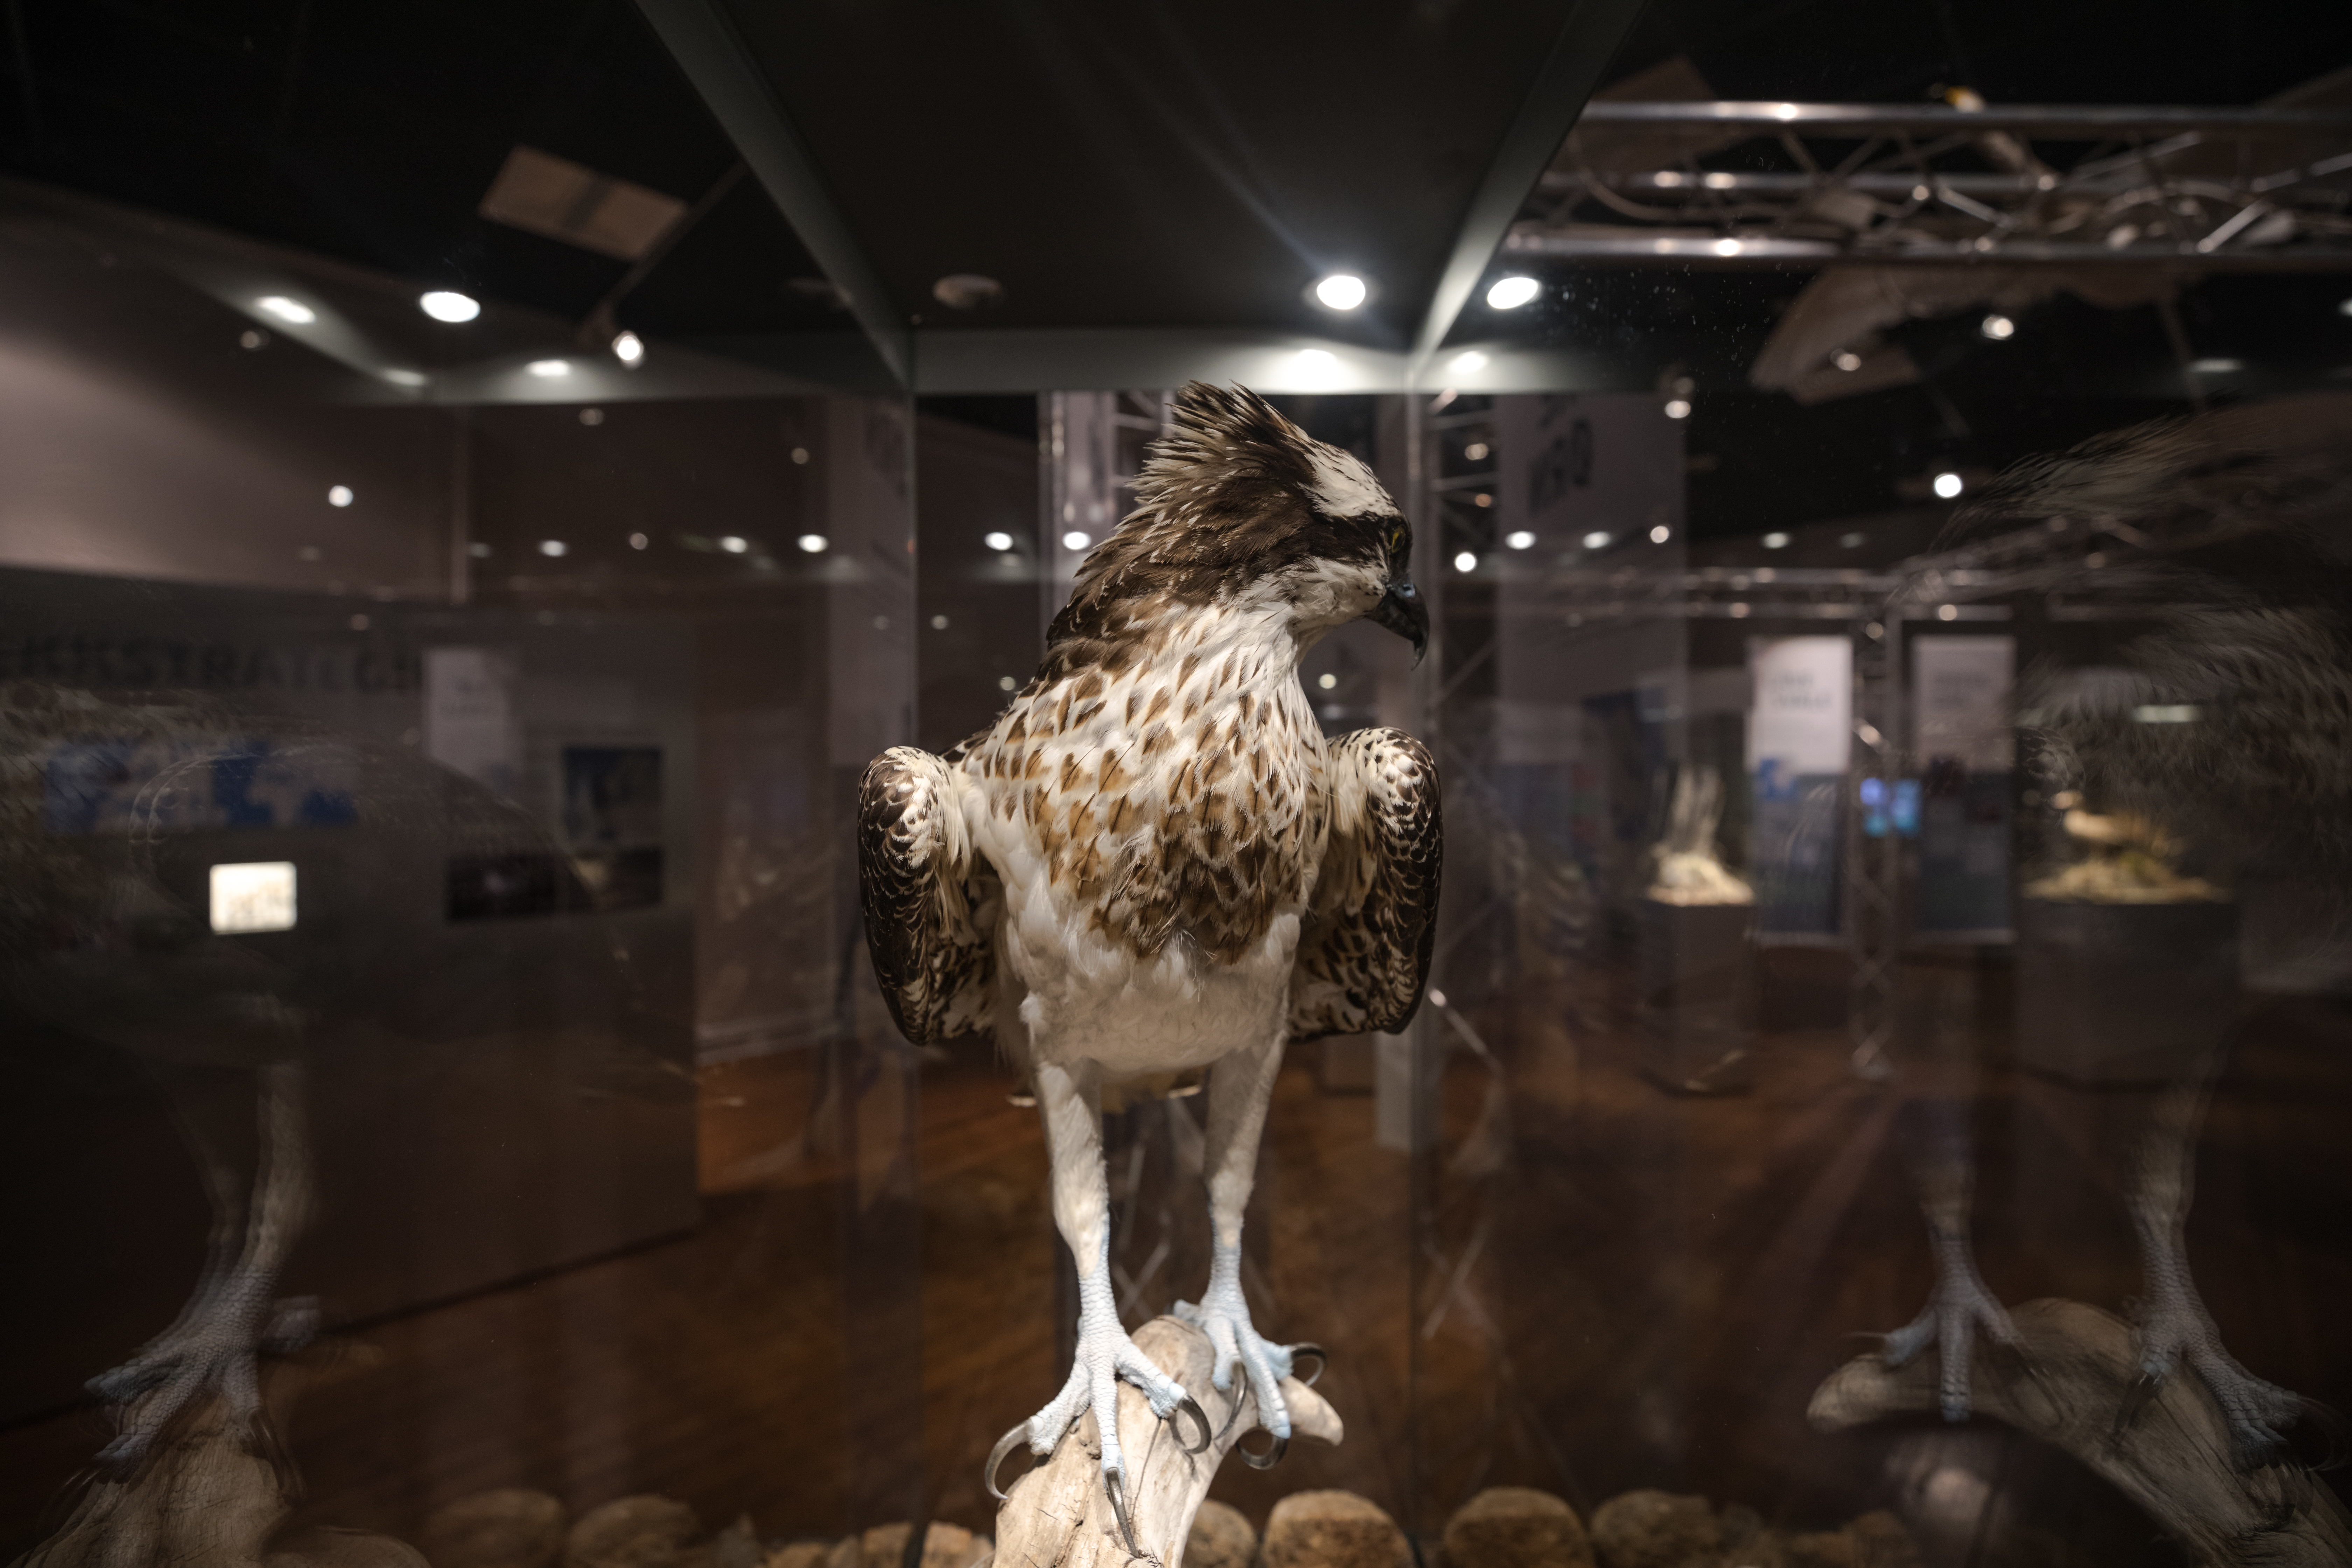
[990,1316,1343,1568]
[1808,1297,2352,1568]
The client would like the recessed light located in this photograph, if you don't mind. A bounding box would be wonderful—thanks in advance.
[1763,531,1790,549]
[1981,313,2015,340]
[1317,672,1338,690]
[1314,274,1367,310]
[420,290,481,323]
[1449,350,1488,374]
[1062,530,1092,551]
[2191,357,2242,373]
[1833,351,1863,372]
[931,615,950,630]
[797,533,828,553]
[579,407,604,426]
[1453,551,1478,573]
[539,539,568,556]
[1582,531,1610,550]
[719,535,748,554]
[1938,604,1960,621]
[984,531,1015,551]
[327,485,354,508]
[1664,398,1692,419]
[1712,238,1742,257]
[611,330,644,365]
[1650,525,1671,544]
[791,447,810,465]
[349,613,370,631]
[1472,492,1492,508]
[257,296,315,325]
[467,542,491,558]
[1486,276,1539,310]
[1933,472,1964,499]
[1464,442,1489,461]
[240,329,268,350]
[998,675,1018,692]
[628,532,649,550]
[1505,531,1536,550]
[1840,531,1865,548]
[527,358,571,378]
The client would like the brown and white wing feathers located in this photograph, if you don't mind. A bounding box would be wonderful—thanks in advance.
[1287,728,1441,1041]
[856,746,999,1044]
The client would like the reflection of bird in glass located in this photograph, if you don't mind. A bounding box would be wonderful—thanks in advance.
[857,384,1440,1547]
[1881,394,2352,1472]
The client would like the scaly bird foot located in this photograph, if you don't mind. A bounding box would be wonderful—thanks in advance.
[987,1268,1207,1553]
[1174,1242,1298,1466]
[1882,1265,2019,1424]
[2123,1282,2301,1469]
[87,1262,316,1468]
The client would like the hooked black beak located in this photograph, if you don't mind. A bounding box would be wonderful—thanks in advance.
[1371,577,1428,666]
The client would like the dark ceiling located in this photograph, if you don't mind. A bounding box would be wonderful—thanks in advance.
[3,0,2346,353]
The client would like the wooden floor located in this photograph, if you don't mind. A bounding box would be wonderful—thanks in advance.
[4,952,2347,1562]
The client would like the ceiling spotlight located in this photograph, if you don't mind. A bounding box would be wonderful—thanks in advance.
[1062,530,1093,551]
[1453,551,1478,573]
[1981,313,2015,340]
[1472,492,1493,508]
[2191,357,2242,373]
[1486,275,1540,310]
[796,534,829,553]
[240,329,268,350]
[1318,672,1338,690]
[1650,525,1671,544]
[1933,471,1964,499]
[931,615,950,630]
[1582,531,1610,550]
[1464,442,1489,461]
[327,485,354,508]
[538,539,568,556]
[1833,351,1863,372]
[983,531,1015,551]
[1449,350,1488,374]
[1505,531,1536,550]
[611,330,645,365]
[998,675,1018,692]
[1664,398,1691,419]
[1711,238,1742,257]
[527,358,572,378]
[420,290,481,323]
[628,532,649,550]
[1315,274,1367,310]
[719,535,749,554]
[1763,531,1790,549]
[257,296,315,325]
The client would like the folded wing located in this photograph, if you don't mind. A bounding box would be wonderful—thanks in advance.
[1288,728,1442,1041]
[856,746,999,1043]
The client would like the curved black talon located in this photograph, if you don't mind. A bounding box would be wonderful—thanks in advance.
[985,1421,1031,1502]
[1237,1429,1289,1470]
[1172,1395,1212,1454]
[1286,1342,1329,1388]
[1104,1468,1141,1556]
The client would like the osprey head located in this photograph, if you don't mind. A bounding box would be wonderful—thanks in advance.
[1062,382,1427,663]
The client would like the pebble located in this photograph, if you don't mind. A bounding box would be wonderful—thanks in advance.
[420,1490,569,1568]
[565,1498,702,1568]
[1441,1487,1594,1568]
[1185,1500,1258,1568]
[1589,1491,1720,1568]
[1259,1490,1413,1568]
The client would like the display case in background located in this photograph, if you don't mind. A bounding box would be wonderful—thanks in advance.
[4,4,2351,1568]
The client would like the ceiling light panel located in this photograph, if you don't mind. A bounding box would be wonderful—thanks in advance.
[479,146,688,261]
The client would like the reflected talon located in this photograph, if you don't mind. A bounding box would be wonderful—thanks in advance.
[986,1420,1032,1502]
[1237,1429,1288,1470]
[1285,1342,1328,1388]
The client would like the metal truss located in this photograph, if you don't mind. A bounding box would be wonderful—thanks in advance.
[1514,100,2352,269]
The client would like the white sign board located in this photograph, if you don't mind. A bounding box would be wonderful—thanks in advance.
[1914,636,2015,770]
[1748,636,1852,779]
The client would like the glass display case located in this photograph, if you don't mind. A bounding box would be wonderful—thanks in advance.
[4,6,2350,1568]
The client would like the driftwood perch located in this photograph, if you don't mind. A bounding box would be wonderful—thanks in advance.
[992,1315,1343,1568]
[1808,1297,2352,1567]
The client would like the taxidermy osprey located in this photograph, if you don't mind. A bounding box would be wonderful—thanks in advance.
[856,382,1440,1536]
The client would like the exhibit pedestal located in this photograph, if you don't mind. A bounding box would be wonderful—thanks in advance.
[1637,898,1757,1094]
[2015,897,2239,1083]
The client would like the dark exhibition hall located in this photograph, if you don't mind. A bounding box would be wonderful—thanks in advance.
[2,4,2350,1567]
